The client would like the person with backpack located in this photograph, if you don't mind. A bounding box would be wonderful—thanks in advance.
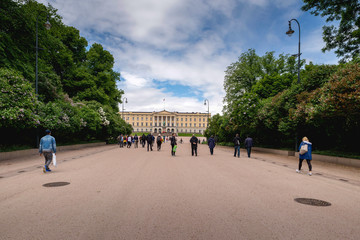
[170,133,177,156]
[296,136,313,176]
[156,134,162,151]
[233,134,241,158]
[190,134,198,156]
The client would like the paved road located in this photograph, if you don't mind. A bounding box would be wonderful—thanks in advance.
[1,138,360,240]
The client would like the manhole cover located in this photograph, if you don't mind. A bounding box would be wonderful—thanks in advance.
[43,182,70,187]
[294,198,331,207]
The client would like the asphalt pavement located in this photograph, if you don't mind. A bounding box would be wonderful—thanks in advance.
[1,137,359,240]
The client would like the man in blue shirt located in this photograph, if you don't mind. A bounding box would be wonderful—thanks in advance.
[39,129,56,173]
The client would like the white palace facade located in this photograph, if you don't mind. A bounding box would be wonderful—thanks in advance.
[121,110,210,134]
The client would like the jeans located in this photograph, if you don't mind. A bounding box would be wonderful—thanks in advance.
[234,146,240,157]
[191,145,197,156]
[246,147,252,158]
[210,148,214,155]
[43,152,52,169]
[298,159,312,171]
[147,142,153,151]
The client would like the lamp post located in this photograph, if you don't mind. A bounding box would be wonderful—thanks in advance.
[36,13,51,147]
[286,18,301,84]
[286,18,301,152]
[204,99,209,127]
[122,97,128,120]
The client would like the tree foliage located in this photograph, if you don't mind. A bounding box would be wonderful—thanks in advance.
[302,0,360,62]
[207,50,360,153]
[1,0,130,148]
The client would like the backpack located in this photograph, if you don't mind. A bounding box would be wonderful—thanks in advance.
[157,136,161,142]
[299,144,308,155]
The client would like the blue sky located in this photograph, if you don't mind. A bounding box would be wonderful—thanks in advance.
[39,0,338,114]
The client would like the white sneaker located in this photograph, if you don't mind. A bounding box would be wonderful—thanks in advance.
[296,169,301,173]
[308,172,312,176]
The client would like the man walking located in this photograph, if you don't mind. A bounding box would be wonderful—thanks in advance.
[233,134,241,158]
[244,135,253,158]
[208,135,215,155]
[39,129,56,173]
[156,134,162,151]
[190,134,198,156]
[170,133,177,156]
[146,133,153,151]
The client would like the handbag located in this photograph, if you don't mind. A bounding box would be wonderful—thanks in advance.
[299,144,308,155]
[52,153,57,167]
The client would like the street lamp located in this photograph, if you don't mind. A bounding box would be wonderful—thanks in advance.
[36,13,51,147]
[204,99,209,127]
[286,19,301,152]
[122,97,128,120]
[286,18,301,84]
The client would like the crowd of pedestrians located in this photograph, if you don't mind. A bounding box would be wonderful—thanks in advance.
[39,128,312,176]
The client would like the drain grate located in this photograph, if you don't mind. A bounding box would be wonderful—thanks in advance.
[18,170,26,173]
[0,176,4,178]
[339,179,348,182]
[294,198,331,207]
[43,182,70,187]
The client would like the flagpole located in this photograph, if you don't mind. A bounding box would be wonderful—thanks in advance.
[163,98,165,110]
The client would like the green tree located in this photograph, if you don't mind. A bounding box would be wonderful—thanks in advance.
[224,49,261,110]
[302,0,360,61]
[252,73,295,99]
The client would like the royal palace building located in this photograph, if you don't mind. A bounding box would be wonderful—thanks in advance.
[121,110,210,134]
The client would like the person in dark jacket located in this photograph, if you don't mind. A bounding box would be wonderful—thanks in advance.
[170,133,177,156]
[244,136,253,158]
[190,134,198,156]
[208,135,215,155]
[233,134,241,158]
[146,133,153,151]
[141,134,146,148]
[296,136,313,176]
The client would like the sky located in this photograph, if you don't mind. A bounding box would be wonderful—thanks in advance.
[39,0,338,115]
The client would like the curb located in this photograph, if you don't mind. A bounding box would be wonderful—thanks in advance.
[253,147,360,168]
[0,142,106,161]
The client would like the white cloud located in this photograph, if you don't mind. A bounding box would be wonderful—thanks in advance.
[39,0,339,115]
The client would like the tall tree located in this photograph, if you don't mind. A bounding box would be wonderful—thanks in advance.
[302,0,360,62]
